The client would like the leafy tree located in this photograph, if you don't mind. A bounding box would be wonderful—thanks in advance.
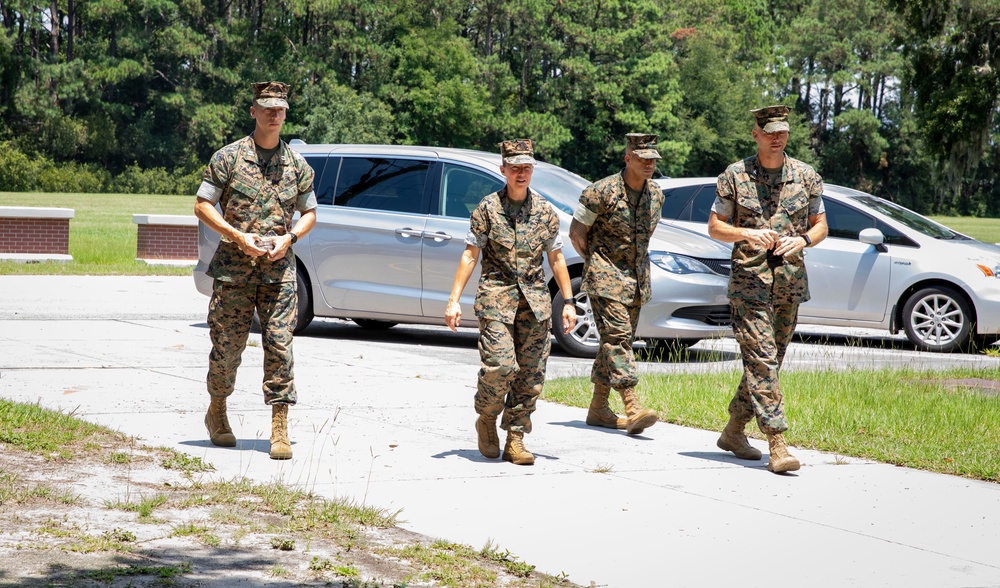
[886,0,1000,204]
[298,78,395,144]
[383,23,495,148]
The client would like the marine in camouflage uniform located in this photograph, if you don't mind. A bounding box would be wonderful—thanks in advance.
[569,133,663,436]
[445,139,576,466]
[709,105,828,473]
[194,81,318,460]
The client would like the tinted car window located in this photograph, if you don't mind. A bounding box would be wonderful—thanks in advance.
[876,220,918,247]
[824,199,874,240]
[441,164,503,219]
[335,157,430,213]
[854,194,967,240]
[661,185,702,221]
[689,185,717,222]
[307,156,339,206]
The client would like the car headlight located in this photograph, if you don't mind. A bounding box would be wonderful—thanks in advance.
[650,251,715,275]
[975,262,1000,279]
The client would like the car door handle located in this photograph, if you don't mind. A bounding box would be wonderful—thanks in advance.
[395,227,422,238]
[420,231,452,242]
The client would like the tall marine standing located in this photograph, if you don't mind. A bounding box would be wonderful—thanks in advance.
[708,105,828,473]
[194,82,317,460]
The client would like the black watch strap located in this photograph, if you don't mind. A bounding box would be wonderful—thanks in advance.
[802,233,811,246]
[289,232,298,244]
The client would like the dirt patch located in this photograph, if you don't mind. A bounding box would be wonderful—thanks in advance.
[0,444,581,587]
[924,378,1000,397]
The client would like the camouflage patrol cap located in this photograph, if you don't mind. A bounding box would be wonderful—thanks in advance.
[252,81,290,109]
[625,133,661,159]
[499,139,536,165]
[751,105,790,133]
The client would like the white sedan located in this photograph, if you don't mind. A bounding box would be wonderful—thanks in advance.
[656,177,1000,352]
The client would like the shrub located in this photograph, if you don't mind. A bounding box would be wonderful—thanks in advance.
[110,165,177,195]
[0,142,47,191]
[37,162,109,193]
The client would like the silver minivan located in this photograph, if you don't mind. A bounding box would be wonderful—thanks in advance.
[194,144,733,357]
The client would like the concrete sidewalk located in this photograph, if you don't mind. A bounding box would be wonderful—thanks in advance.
[1,276,998,587]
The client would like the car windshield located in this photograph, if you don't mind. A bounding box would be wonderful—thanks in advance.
[531,164,591,215]
[851,195,970,240]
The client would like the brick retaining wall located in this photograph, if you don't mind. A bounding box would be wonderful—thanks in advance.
[0,207,74,261]
[132,214,198,262]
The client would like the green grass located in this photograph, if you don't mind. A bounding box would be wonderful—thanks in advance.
[0,399,125,459]
[544,365,1000,481]
[0,191,194,275]
[928,215,1000,243]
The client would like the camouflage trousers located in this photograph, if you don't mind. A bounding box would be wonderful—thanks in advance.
[729,297,798,435]
[207,280,298,406]
[589,295,641,391]
[476,297,552,434]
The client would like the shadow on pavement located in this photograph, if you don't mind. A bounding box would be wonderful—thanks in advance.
[179,439,273,454]
[678,450,767,470]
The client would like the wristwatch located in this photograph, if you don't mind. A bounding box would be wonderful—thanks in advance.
[801,233,811,246]
[289,232,298,244]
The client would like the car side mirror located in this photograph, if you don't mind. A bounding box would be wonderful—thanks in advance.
[859,228,888,253]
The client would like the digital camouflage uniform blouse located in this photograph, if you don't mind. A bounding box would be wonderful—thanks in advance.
[467,187,562,324]
[576,172,664,306]
[715,154,823,304]
[197,135,316,285]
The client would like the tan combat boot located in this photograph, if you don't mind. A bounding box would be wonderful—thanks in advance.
[501,431,535,466]
[766,433,800,473]
[619,388,658,436]
[585,382,627,430]
[205,396,236,447]
[717,418,762,460]
[475,414,501,459]
[269,404,292,460]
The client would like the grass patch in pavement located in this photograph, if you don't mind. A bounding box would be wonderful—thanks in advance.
[0,399,580,587]
[544,365,1000,482]
[0,191,193,276]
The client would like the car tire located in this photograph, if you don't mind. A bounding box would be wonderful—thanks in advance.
[552,276,599,358]
[352,318,399,330]
[249,265,314,335]
[901,286,973,353]
[293,268,314,334]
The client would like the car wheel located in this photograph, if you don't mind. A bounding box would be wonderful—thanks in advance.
[901,286,973,352]
[552,276,599,358]
[293,268,314,334]
[352,318,399,330]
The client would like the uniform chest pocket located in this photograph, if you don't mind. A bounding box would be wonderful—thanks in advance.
[603,202,634,238]
[521,221,549,254]
[230,176,260,201]
[489,221,516,251]
[735,184,764,215]
[781,187,809,217]
[278,184,298,204]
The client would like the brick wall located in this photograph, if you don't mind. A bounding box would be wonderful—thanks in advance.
[132,214,198,261]
[0,207,74,258]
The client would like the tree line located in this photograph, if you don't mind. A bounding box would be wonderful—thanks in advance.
[0,0,997,215]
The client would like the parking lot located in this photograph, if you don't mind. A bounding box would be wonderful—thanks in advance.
[2,275,999,587]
